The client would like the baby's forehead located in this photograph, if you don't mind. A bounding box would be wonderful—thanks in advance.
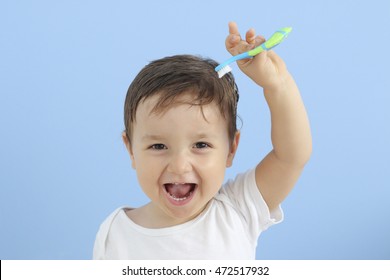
[134,93,224,128]
[137,90,222,118]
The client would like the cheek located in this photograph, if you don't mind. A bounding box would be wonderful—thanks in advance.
[136,155,160,173]
[132,154,160,182]
[201,156,227,171]
[196,152,229,179]
[134,161,163,199]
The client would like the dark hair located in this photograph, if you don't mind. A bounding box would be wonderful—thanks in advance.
[124,54,239,145]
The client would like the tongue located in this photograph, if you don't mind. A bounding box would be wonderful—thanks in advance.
[165,184,193,198]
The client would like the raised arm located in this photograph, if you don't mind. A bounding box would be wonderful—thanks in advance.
[225,22,312,211]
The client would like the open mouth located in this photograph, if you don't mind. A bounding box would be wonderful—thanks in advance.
[163,183,196,203]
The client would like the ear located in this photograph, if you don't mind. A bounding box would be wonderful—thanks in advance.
[122,131,136,169]
[226,131,240,167]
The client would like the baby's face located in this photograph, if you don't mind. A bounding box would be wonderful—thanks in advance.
[127,92,238,225]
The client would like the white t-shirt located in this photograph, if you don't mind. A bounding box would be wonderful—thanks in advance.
[93,168,283,259]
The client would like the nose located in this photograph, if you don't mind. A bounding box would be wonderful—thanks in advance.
[167,151,192,175]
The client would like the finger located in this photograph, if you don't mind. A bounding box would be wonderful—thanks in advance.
[225,33,240,49]
[228,21,240,36]
[226,22,254,56]
[226,39,252,56]
[254,35,266,47]
[245,28,256,45]
[225,22,241,50]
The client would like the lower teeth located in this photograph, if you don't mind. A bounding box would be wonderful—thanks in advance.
[170,192,193,201]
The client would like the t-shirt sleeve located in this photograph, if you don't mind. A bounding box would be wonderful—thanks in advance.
[93,226,105,260]
[92,207,123,260]
[218,168,284,243]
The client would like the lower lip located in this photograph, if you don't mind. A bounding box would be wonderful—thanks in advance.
[163,185,196,206]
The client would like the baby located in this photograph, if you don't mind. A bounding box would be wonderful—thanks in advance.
[93,22,312,259]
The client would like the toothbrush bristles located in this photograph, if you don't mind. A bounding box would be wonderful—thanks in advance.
[217,65,232,78]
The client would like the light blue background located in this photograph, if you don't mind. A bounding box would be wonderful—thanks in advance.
[1,0,389,259]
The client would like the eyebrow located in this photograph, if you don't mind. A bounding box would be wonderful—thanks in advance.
[141,132,215,142]
[193,133,212,139]
[141,134,166,141]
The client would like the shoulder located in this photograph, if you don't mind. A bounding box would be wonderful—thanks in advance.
[93,206,129,259]
[216,168,283,233]
[213,168,259,218]
[217,168,257,200]
[100,207,128,228]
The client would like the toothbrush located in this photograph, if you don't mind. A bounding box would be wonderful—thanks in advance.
[215,27,292,78]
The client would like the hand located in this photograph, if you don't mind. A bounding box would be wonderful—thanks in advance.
[225,22,290,91]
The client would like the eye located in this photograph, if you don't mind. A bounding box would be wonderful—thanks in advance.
[193,142,210,149]
[149,143,167,150]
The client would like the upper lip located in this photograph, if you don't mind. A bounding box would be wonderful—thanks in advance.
[162,178,198,184]
[165,182,195,185]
